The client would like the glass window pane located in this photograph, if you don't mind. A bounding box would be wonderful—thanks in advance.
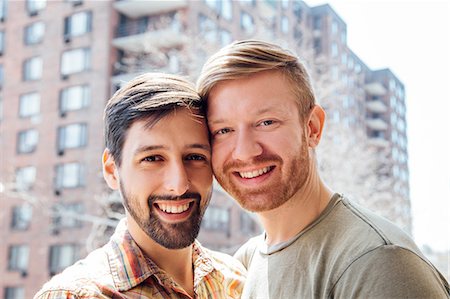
[19,92,40,117]
[61,48,90,75]
[18,129,39,153]
[15,166,36,190]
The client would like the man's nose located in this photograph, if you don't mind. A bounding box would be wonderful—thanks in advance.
[232,130,263,161]
[164,161,189,196]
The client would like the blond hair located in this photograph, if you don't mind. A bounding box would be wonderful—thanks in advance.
[197,40,315,120]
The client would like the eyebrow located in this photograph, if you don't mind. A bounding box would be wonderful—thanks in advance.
[134,143,211,156]
[209,107,280,125]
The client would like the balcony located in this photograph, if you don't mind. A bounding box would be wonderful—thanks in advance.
[367,100,388,113]
[369,137,389,148]
[366,118,388,131]
[114,0,187,18]
[365,82,387,96]
[112,53,181,87]
[112,15,187,52]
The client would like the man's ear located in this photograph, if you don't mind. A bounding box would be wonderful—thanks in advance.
[102,148,119,190]
[306,105,326,148]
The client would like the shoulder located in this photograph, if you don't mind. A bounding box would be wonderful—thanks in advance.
[233,234,262,268]
[203,246,247,278]
[332,245,450,298]
[34,277,107,299]
[333,197,419,249]
[34,248,114,299]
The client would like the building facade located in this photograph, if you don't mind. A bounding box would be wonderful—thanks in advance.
[0,0,409,298]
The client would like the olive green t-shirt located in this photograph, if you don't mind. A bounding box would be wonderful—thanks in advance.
[235,194,450,298]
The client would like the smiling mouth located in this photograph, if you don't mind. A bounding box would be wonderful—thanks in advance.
[155,201,194,214]
[238,166,274,179]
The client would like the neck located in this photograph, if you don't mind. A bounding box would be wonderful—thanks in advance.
[258,170,333,246]
[126,215,195,297]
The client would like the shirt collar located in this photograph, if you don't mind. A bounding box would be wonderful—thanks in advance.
[106,218,220,292]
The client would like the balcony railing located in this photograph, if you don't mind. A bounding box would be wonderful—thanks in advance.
[367,99,388,113]
[112,14,186,52]
[114,0,187,19]
[365,82,387,96]
[367,118,389,131]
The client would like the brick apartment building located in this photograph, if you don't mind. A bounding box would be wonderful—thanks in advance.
[0,0,409,298]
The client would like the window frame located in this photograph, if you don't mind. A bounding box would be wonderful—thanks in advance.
[24,21,45,45]
[19,92,40,118]
[7,244,29,272]
[60,48,91,76]
[55,162,85,189]
[17,128,39,154]
[59,84,90,115]
[11,205,33,230]
[63,10,92,40]
[57,123,88,153]
[23,56,43,81]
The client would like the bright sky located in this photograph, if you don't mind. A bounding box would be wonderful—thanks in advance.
[305,0,450,252]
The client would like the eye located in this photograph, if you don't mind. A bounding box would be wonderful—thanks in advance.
[186,154,208,162]
[142,155,163,162]
[258,120,275,127]
[214,128,232,136]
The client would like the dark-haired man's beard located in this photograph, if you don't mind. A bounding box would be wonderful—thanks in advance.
[120,184,210,249]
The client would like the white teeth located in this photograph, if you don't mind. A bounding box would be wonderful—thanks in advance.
[157,203,190,214]
[239,167,271,179]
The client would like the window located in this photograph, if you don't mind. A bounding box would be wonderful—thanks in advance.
[0,95,3,121]
[4,287,25,299]
[61,48,90,76]
[64,11,92,40]
[17,129,39,153]
[221,0,232,20]
[331,42,338,58]
[240,12,254,34]
[55,162,85,189]
[52,202,83,229]
[341,53,347,65]
[198,14,217,44]
[15,166,36,191]
[8,245,29,272]
[240,212,258,235]
[23,56,43,81]
[49,244,78,275]
[0,30,4,55]
[202,206,230,232]
[205,0,232,20]
[65,0,83,5]
[11,205,33,230]
[313,16,321,30]
[0,64,4,89]
[0,0,7,22]
[59,85,90,115]
[24,21,45,45]
[220,29,231,47]
[281,16,288,34]
[293,1,302,20]
[57,123,87,152]
[19,92,40,118]
[313,38,321,54]
[26,0,46,16]
[331,20,338,34]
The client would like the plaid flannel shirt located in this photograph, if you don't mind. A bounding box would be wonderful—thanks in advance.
[34,219,246,299]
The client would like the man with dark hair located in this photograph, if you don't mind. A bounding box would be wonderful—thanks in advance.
[35,73,245,298]
[197,40,449,298]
